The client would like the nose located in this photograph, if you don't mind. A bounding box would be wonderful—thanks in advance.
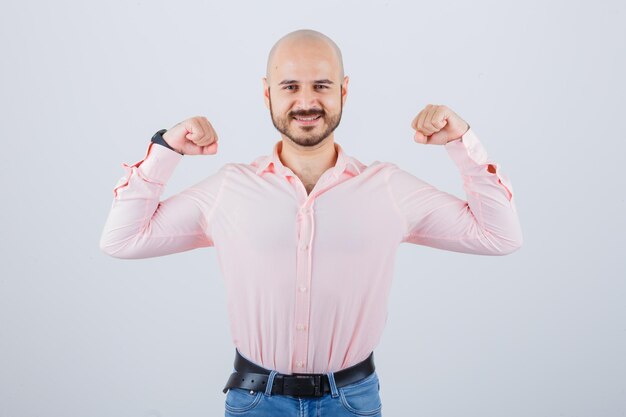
[294,85,320,111]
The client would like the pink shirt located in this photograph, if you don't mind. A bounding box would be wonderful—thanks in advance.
[100,127,523,375]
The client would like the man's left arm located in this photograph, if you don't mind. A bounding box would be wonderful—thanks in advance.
[386,104,523,255]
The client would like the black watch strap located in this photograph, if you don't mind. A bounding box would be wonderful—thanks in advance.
[151,129,183,155]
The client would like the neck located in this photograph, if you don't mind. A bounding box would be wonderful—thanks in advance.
[278,136,338,179]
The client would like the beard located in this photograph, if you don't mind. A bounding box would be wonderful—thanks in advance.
[268,86,343,147]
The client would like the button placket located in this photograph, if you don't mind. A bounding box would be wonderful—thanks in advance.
[293,203,314,372]
[288,167,340,373]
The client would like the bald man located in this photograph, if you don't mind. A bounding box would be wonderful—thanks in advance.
[100,29,523,417]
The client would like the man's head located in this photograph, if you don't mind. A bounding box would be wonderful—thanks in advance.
[263,29,349,148]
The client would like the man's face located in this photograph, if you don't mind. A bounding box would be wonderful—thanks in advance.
[264,43,348,147]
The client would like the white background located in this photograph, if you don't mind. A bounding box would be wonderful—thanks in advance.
[1,0,624,416]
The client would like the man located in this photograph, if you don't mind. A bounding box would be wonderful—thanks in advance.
[100,29,522,417]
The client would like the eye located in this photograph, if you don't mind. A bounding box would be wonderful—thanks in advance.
[282,85,329,91]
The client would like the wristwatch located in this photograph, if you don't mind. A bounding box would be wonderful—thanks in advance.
[151,129,183,155]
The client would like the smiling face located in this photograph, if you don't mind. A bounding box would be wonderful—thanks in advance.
[263,31,349,148]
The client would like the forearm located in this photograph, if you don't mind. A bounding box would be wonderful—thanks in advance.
[389,127,523,255]
[442,128,523,253]
[99,142,187,258]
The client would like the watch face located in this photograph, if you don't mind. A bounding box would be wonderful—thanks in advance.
[152,129,166,140]
[150,129,180,154]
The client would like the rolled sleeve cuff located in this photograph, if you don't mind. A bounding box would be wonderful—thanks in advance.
[134,142,183,184]
[444,127,514,201]
[444,127,490,171]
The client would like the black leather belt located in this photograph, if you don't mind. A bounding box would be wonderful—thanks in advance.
[222,349,375,397]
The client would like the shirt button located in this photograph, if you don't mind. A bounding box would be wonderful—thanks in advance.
[296,324,307,330]
[296,361,304,368]
[299,286,307,292]
[300,244,309,250]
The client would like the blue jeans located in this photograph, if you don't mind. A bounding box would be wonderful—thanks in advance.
[224,367,383,416]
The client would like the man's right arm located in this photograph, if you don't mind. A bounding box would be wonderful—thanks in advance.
[99,140,225,259]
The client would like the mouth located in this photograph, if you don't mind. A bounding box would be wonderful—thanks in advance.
[292,115,322,125]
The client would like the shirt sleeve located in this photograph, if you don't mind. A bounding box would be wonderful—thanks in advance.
[386,127,523,255]
[99,142,225,259]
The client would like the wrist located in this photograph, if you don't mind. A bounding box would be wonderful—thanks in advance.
[151,129,183,155]
[446,123,470,144]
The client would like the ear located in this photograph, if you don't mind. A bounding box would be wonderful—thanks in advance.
[262,77,270,110]
[341,75,349,106]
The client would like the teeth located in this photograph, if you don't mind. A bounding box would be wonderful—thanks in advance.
[295,115,320,121]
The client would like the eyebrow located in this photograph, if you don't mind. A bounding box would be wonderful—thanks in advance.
[278,79,335,86]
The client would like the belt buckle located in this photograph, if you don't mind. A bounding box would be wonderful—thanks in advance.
[286,374,323,397]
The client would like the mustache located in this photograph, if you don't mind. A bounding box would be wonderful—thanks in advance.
[290,110,324,117]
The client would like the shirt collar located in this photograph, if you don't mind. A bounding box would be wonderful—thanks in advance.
[254,140,361,177]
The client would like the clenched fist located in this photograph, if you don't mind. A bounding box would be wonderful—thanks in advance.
[162,116,219,155]
[411,104,470,145]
